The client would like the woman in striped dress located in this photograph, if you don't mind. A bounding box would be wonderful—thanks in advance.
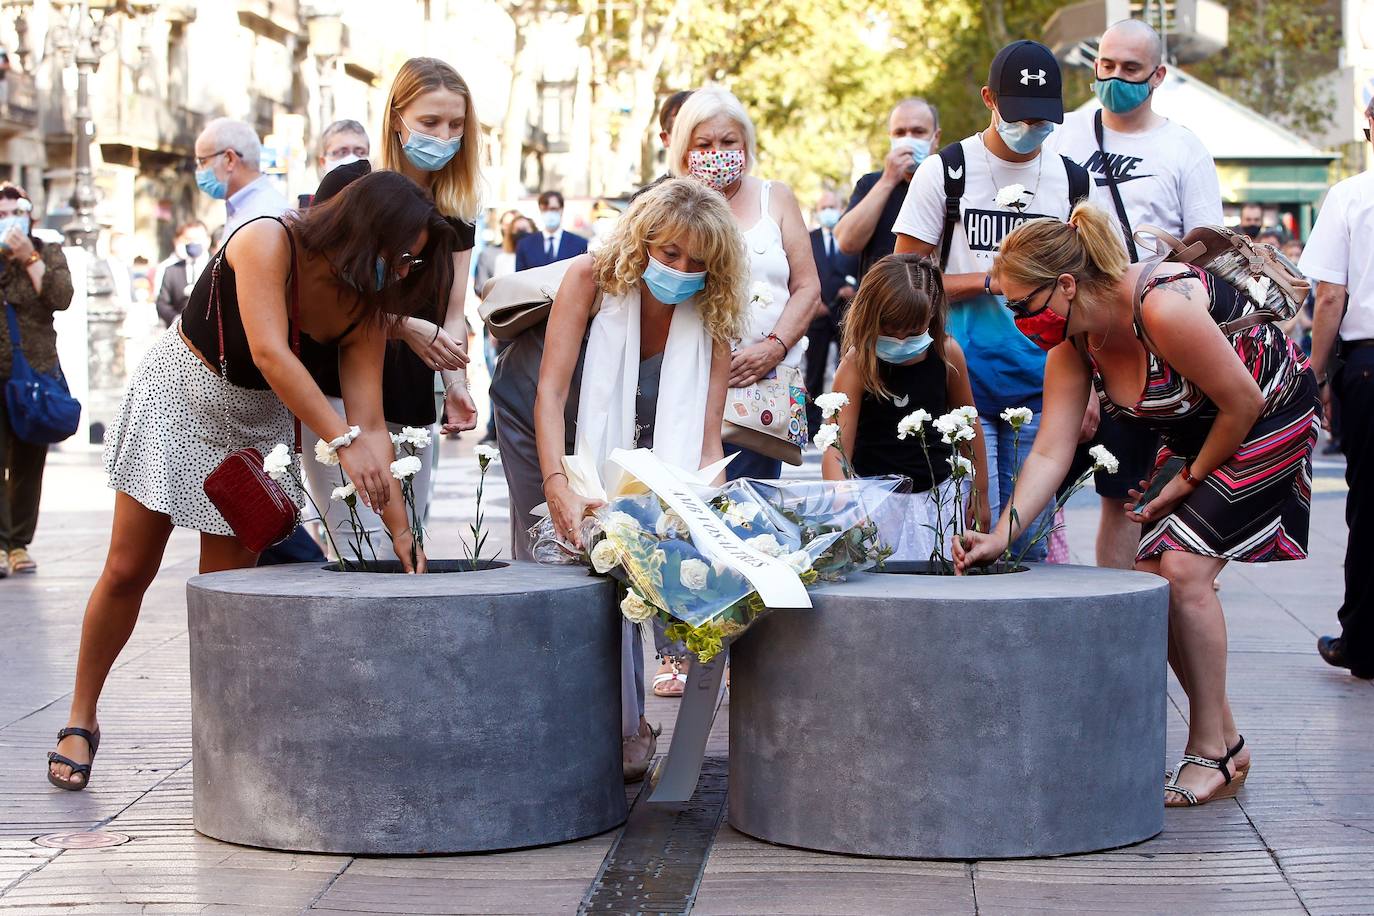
[954,203,1318,808]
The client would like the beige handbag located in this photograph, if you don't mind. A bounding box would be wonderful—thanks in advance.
[721,364,808,467]
[479,258,601,340]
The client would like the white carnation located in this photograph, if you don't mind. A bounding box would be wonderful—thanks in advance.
[814,391,850,419]
[954,405,979,423]
[620,589,658,623]
[389,455,423,480]
[655,509,689,540]
[680,558,710,591]
[995,183,1028,209]
[947,454,974,479]
[897,409,931,440]
[314,438,340,467]
[590,538,621,574]
[783,550,813,574]
[749,281,774,306]
[1242,275,1273,304]
[330,482,356,502]
[263,443,293,481]
[1089,444,1120,475]
[744,533,787,558]
[474,444,500,463]
[398,426,432,450]
[813,423,840,452]
[1000,406,1033,429]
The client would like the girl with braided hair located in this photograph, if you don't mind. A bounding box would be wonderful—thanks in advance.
[822,253,989,559]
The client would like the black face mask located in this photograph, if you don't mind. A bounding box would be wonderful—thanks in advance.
[1239,224,1261,239]
[512,229,533,246]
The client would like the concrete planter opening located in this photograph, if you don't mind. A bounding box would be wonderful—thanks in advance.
[872,560,1027,576]
[187,561,626,855]
[728,564,1169,860]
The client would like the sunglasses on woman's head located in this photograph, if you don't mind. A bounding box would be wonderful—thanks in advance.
[397,252,425,272]
[1005,281,1055,318]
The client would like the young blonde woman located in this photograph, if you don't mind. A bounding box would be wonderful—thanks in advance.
[490,178,748,780]
[954,204,1318,807]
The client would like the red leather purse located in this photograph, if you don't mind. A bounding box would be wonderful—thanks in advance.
[202,220,303,554]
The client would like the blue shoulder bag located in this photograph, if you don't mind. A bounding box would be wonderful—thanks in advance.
[4,301,80,444]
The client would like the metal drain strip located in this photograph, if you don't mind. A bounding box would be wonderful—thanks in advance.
[579,756,728,915]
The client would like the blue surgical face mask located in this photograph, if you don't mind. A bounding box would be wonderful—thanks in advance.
[195,166,227,199]
[399,120,461,172]
[996,115,1055,155]
[891,135,932,167]
[373,256,392,292]
[818,207,841,229]
[184,242,205,259]
[642,255,706,305]
[0,214,31,241]
[1093,75,1153,114]
[876,332,933,363]
[541,209,562,232]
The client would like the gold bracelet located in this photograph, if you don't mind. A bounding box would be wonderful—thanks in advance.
[23,251,40,267]
[543,471,568,488]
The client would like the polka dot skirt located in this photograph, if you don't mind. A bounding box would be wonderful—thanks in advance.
[103,324,301,536]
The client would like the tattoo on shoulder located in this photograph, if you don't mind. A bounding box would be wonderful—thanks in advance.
[1155,277,1196,300]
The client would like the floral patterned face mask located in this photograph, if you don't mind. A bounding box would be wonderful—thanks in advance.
[686,148,746,192]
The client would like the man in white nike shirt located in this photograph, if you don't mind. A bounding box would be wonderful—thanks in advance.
[1045,18,1223,569]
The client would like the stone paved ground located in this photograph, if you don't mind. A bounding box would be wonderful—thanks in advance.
[1,437,1371,915]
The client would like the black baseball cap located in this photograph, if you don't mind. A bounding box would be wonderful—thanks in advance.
[988,40,1064,124]
[313,158,372,206]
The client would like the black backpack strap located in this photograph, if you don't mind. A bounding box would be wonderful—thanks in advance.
[937,142,965,271]
[1092,110,1139,262]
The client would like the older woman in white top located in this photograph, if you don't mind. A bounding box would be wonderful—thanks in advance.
[668,86,821,482]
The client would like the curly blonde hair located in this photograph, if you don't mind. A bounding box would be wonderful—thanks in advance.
[593,178,747,344]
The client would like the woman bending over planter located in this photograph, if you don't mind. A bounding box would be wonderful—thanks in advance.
[490,177,748,781]
[954,203,1318,807]
[46,171,457,791]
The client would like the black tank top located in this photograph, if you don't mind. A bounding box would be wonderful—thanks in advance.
[851,350,952,491]
[180,216,358,391]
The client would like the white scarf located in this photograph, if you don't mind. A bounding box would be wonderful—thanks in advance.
[575,285,713,475]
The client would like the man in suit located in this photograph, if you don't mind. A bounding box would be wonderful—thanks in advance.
[154,220,211,326]
[515,190,588,271]
[805,190,860,434]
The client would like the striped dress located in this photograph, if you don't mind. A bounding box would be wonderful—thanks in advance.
[1091,265,1320,563]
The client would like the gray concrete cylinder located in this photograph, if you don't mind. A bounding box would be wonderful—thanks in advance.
[728,564,1169,859]
[187,562,626,855]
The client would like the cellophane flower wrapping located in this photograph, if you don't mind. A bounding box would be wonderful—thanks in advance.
[585,474,908,662]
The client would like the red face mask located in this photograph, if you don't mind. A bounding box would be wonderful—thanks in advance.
[1011,285,1073,352]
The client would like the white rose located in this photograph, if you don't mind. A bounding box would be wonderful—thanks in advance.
[813,391,850,419]
[590,538,621,574]
[813,423,840,452]
[995,183,1027,209]
[314,438,340,467]
[745,533,787,558]
[680,558,710,591]
[263,443,293,481]
[390,455,423,480]
[620,589,658,623]
[331,482,356,502]
[783,550,813,574]
[1089,444,1120,475]
[474,444,500,463]
[604,510,640,534]
[655,509,689,540]
[947,454,974,478]
[897,409,931,440]
[1000,406,1033,429]
[722,500,758,527]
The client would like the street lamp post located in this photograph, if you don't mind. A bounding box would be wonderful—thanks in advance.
[50,0,123,442]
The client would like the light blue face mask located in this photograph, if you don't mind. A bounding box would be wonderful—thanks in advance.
[1093,76,1153,114]
[876,332,933,363]
[0,214,32,242]
[891,135,932,167]
[195,166,227,200]
[399,121,461,172]
[541,209,562,232]
[996,116,1055,155]
[642,255,706,305]
[818,207,841,229]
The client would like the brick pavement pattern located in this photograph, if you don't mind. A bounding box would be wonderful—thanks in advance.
[1,441,1370,914]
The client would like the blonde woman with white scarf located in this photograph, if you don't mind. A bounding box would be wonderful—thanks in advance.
[490,178,748,781]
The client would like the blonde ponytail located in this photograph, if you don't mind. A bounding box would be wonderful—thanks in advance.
[994,203,1129,296]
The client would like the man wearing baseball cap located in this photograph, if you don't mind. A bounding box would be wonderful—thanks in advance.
[892,39,1097,561]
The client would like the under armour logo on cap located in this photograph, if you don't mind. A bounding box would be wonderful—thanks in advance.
[1020,68,1046,85]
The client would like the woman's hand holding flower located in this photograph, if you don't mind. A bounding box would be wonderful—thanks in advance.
[547,476,605,549]
[338,437,391,511]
